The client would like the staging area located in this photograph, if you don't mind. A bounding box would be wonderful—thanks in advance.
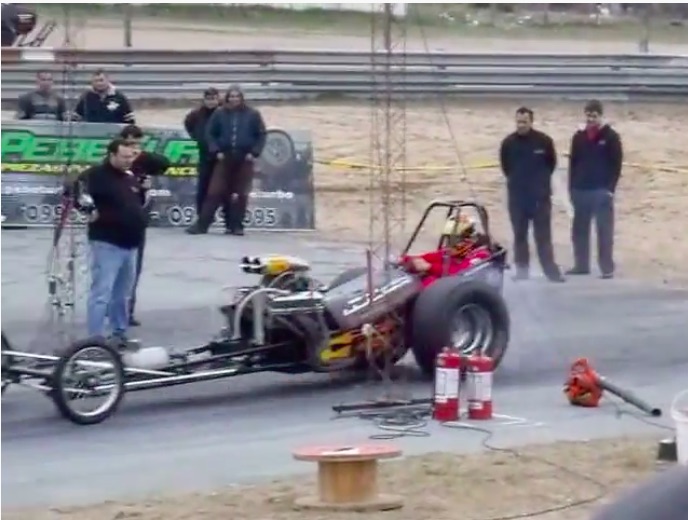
[2,224,687,514]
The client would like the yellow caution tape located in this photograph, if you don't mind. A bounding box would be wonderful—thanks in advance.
[317,156,688,175]
[315,158,497,173]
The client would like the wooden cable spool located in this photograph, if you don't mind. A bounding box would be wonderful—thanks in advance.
[292,443,404,512]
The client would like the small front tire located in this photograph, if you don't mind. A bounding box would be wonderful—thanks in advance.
[51,338,125,425]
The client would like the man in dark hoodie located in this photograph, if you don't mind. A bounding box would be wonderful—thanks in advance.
[500,106,564,283]
[567,100,623,279]
[183,87,230,229]
[186,84,266,236]
[75,70,135,124]
[119,124,170,326]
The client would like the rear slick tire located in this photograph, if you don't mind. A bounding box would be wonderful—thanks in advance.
[410,278,510,377]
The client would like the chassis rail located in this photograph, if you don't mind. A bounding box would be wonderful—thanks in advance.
[1,332,299,425]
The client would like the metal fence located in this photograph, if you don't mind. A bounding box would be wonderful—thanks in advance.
[2,48,688,103]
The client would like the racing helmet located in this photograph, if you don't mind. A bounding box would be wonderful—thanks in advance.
[442,214,476,240]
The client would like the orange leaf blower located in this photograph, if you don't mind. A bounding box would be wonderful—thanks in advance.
[564,358,662,417]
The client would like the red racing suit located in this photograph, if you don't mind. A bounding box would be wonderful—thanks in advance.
[400,242,492,287]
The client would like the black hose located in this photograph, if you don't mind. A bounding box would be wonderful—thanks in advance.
[600,378,662,417]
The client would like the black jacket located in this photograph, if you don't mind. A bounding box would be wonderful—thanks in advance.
[16,90,66,121]
[568,124,623,193]
[206,104,266,159]
[500,129,557,203]
[84,161,147,249]
[75,86,135,124]
[130,151,170,206]
[184,105,217,161]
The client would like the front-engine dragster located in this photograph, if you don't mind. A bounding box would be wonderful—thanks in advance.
[2,200,511,425]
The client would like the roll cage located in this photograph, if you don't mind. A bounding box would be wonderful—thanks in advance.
[402,200,495,256]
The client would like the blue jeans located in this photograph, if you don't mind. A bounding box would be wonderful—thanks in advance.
[87,240,138,337]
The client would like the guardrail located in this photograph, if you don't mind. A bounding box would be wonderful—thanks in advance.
[2,48,688,103]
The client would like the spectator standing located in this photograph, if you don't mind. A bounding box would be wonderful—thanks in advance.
[16,70,66,121]
[119,124,171,327]
[75,69,135,124]
[83,139,146,344]
[183,87,231,230]
[499,107,564,282]
[567,100,623,279]
[186,85,266,236]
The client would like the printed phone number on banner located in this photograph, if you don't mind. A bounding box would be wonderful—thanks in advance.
[160,206,278,227]
[19,203,89,225]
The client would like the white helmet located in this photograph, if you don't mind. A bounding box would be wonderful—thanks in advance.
[442,214,475,238]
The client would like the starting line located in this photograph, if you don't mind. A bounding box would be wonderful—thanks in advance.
[441,413,545,429]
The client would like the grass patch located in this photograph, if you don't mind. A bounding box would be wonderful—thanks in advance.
[3,437,669,520]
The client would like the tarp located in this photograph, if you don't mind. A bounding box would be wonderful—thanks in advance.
[0,120,316,230]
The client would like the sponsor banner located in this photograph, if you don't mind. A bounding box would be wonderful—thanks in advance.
[0,120,315,230]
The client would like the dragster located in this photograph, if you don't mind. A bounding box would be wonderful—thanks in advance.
[1,201,511,425]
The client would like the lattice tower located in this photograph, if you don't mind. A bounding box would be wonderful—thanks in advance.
[368,3,408,273]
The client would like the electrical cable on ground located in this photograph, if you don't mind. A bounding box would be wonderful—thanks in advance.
[440,421,609,520]
[334,397,675,520]
[333,405,432,440]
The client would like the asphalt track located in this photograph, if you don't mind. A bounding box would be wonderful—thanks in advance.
[2,229,687,510]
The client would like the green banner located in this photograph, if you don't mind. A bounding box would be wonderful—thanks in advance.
[1,126,199,177]
[1,120,315,230]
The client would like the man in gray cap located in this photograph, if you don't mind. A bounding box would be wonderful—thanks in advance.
[186,84,266,235]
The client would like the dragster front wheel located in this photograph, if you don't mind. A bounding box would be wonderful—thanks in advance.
[51,338,125,425]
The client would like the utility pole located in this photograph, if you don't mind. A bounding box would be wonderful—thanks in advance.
[639,4,652,54]
[124,3,133,47]
[62,3,72,46]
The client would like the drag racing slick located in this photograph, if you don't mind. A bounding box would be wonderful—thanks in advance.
[16,70,66,121]
[186,84,267,236]
[500,106,564,283]
[119,124,171,327]
[75,69,136,124]
[399,214,492,287]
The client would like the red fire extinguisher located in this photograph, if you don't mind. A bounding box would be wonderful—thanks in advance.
[432,347,462,422]
[465,354,494,420]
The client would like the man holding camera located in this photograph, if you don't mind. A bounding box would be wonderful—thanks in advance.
[119,124,170,326]
[83,139,145,344]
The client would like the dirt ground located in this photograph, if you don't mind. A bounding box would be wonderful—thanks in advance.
[138,100,688,286]
[4,436,668,520]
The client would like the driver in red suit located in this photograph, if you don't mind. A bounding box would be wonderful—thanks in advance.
[399,214,492,287]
